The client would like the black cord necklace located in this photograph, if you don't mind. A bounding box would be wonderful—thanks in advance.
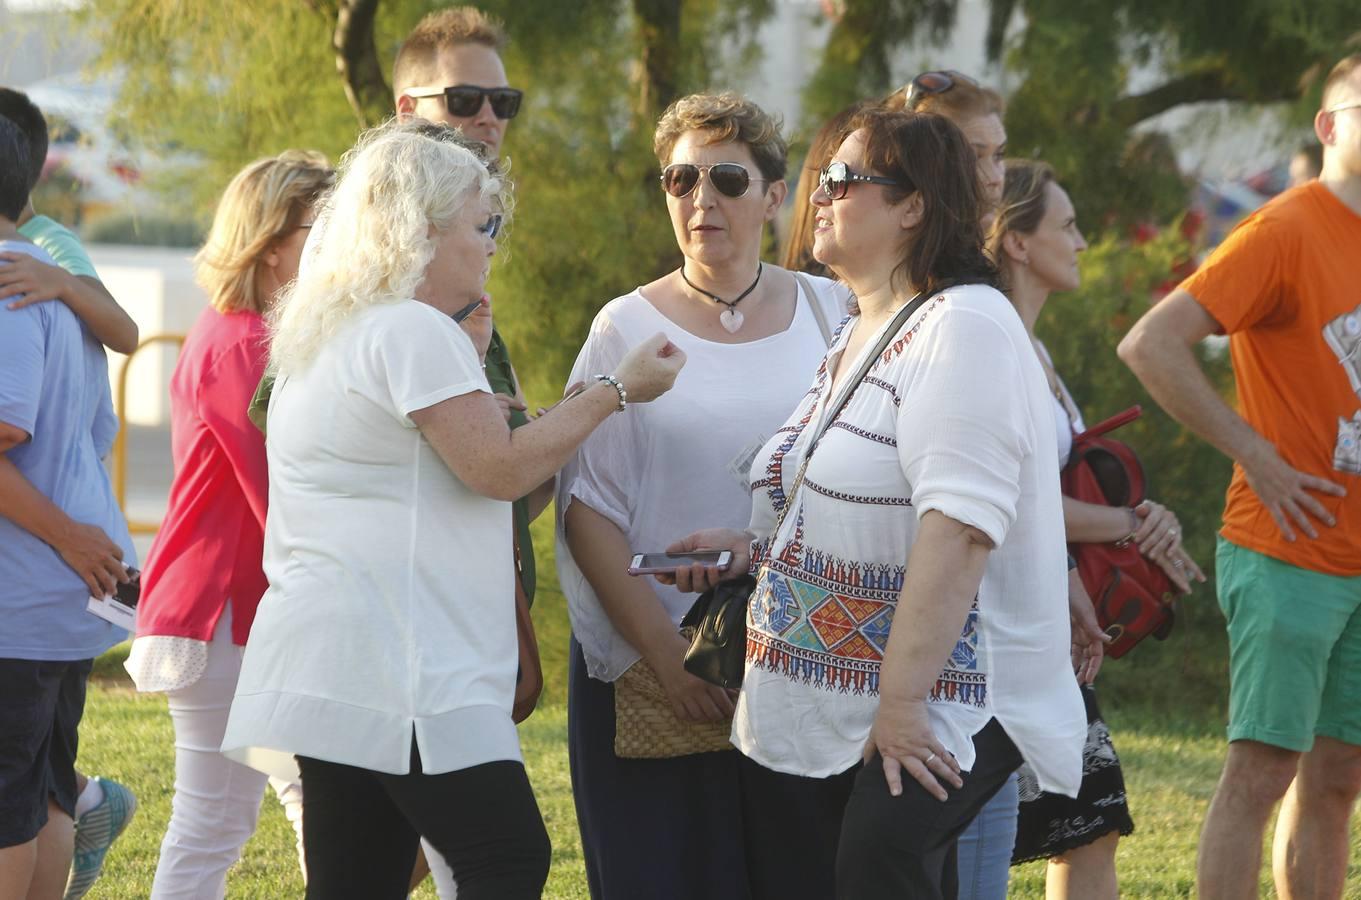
[681,262,763,333]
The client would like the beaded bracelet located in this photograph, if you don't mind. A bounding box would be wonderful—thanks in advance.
[593,374,627,412]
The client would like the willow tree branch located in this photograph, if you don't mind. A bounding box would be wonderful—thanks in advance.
[1108,69,1297,129]
[332,0,390,128]
[632,0,682,117]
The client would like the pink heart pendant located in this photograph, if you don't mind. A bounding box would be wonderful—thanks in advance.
[720,307,744,333]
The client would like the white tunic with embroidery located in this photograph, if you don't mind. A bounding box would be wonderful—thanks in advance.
[735,284,1085,797]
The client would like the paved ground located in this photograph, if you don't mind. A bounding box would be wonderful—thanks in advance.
[111,424,173,560]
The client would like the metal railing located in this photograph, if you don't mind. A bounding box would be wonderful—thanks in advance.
[111,333,186,534]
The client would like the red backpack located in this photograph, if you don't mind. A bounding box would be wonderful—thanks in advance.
[1061,406,1175,659]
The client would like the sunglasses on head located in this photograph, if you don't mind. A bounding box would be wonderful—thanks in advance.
[660,163,767,199]
[404,84,523,120]
[818,161,904,201]
[902,70,979,110]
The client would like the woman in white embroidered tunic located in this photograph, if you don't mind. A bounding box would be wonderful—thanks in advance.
[668,109,1087,897]
[220,121,686,900]
[991,160,1205,899]
[556,92,848,900]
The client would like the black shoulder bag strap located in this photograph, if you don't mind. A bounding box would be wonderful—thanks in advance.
[682,288,936,690]
[772,288,933,536]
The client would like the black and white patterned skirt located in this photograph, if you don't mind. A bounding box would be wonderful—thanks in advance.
[1011,684,1135,864]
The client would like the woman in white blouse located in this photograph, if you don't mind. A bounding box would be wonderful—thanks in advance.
[556,92,847,899]
[668,109,1088,897]
[220,120,685,900]
[989,160,1204,899]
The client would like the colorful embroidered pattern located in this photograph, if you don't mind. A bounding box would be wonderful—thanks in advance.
[745,294,985,704]
[746,564,987,705]
[863,377,901,406]
[803,479,912,507]
[829,420,897,446]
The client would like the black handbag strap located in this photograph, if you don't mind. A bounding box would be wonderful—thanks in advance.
[773,288,933,535]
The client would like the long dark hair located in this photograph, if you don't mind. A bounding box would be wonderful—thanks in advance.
[852,108,999,294]
[781,101,867,276]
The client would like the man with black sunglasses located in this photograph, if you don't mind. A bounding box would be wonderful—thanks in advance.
[392,11,545,898]
[393,7,520,157]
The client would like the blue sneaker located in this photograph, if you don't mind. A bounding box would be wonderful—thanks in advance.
[63,777,137,900]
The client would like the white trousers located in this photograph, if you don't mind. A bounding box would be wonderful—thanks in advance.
[424,836,458,898]
[149,611,306,899]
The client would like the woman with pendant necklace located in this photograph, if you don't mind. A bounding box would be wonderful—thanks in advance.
[555,91,848,900]
[662,109,1090,898]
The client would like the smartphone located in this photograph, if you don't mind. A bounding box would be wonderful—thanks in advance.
[451,299,483,323]
[627,551,732,576]
[87,567,141,629]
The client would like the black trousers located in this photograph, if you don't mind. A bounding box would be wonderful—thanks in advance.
[738,752,859,900]
[836,718,1023,900]
[296,745,550,900]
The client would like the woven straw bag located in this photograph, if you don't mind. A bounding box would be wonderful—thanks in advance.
[613,629,733,759]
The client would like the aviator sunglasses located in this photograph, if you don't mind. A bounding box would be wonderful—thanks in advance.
[403,84,523,120]
[901,69,979,110]
[818,161,904,201]
[660,163,767,199]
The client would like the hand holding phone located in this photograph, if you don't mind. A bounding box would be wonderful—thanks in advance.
[87,567,141,629]
[628,550,732,576]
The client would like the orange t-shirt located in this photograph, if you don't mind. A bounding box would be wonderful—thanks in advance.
[1181,181,1361,576]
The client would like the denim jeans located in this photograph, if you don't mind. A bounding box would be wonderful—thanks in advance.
[955,771,1019,900]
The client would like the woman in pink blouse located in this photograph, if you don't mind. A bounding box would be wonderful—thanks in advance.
[124,151,333,899]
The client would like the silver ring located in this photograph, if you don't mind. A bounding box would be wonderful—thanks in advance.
[1169,527,1179,537]
[1173,559,1185,568]
[924,752,937,765]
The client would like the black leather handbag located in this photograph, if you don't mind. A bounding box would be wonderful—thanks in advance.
[680,574,757,690]
[680,288,935,690]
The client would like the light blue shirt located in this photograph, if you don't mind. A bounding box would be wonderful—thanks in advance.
[0,240,135,660]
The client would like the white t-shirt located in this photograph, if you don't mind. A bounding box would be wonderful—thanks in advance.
[223,300,518,778]
[736,284,1086,797]
[557,274,849,682]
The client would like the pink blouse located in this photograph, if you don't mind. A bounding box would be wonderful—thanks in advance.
[135,306,270,645]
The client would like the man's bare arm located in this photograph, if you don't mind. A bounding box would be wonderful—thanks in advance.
[1118,289,1344,541]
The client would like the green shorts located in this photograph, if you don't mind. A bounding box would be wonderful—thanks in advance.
[1216,537,1361,751]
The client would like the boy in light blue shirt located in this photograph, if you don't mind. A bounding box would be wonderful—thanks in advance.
[0,114,135,899]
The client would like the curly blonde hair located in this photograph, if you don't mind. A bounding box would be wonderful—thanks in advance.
[268,119,510,371]
[194,151,333,315]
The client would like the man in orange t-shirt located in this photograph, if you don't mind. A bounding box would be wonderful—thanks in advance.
[1120,54,1361,900]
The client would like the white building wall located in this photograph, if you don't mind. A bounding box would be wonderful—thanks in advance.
[89,245,207,426]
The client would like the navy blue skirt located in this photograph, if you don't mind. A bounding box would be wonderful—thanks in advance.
[567,638,752,900]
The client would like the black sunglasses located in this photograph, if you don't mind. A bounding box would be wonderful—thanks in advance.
[902,70,979,110]
[818,162,903,201]
[660,163,767,199]
[405,85,523,120]
[478,213,504,239]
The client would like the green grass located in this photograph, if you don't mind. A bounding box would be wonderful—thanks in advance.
[75,514,1361,897]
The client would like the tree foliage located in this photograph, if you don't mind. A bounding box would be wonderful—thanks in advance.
[79,0,775,398]
[799,0,1361,231]
[81,1,1361,397]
